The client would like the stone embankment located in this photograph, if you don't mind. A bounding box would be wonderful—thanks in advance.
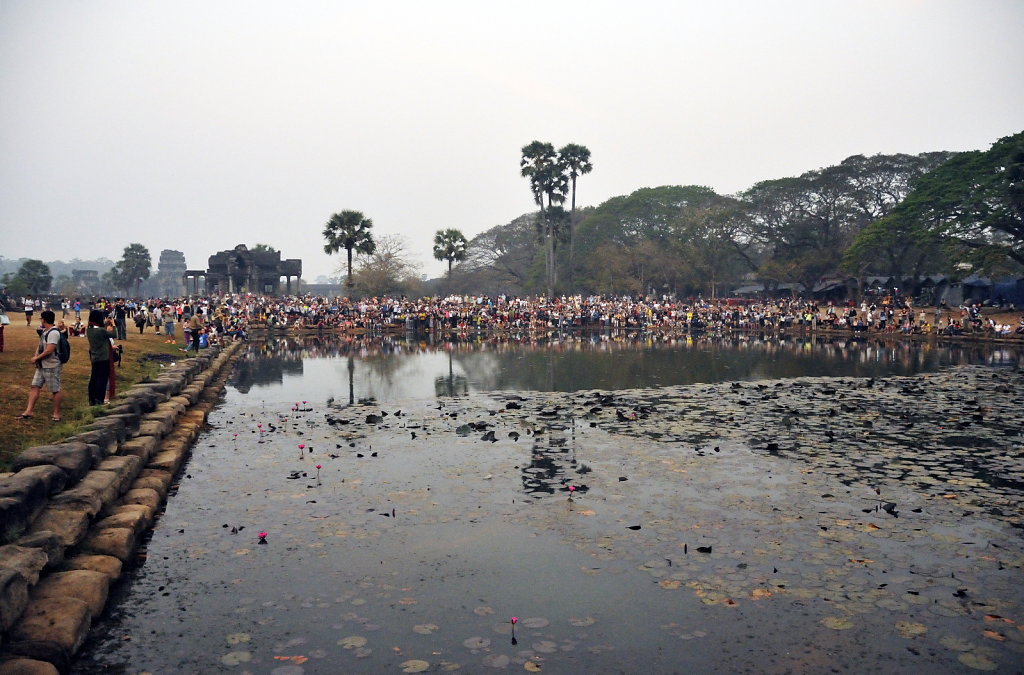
[0,342,243,674]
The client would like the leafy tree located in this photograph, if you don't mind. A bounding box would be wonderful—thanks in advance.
[558,143,592,291]
[1,272,29,298]
[14,259,53,296]
[251,243,278,253]
[869,131,1024,274]
[113,243,151,297]
[740,167,862,296]
[323,210,376,289]
[102,265,131,296]
[433,228,469,278]
[521,141,567,296]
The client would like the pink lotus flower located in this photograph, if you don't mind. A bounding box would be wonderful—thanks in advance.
[315,464,322,470]
[511,617,517,624]
[298,444,305,450]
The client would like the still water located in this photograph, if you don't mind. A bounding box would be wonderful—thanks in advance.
[231,332,1021,402]
[73,334,1024,674]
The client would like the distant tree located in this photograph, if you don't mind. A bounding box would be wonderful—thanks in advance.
[14,259,53,296]
[102,266,131,296]
[521,141,567,296]
[251,243,278,254]
[433,228,469,279]
[114,243,151,297]
[323,210,376,289]
[1,272,29,299]
[352,234,421,298]
[459,214,541,295]
[868,131,1024,274]
[558,143,592,291]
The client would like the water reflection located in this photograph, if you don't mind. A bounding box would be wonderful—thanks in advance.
[227,332,1023,403]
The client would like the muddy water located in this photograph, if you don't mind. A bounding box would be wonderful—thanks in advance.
[74,336,1024,673]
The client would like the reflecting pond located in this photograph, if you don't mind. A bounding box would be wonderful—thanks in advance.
[74,335,1024,674]
[231,332,1023,402]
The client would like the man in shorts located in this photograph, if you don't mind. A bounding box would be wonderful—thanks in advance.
[18,310,63,421]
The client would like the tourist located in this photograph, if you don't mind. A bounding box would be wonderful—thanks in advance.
[17,310,63,421]
[23,295,35,326]
[163,304,176,343]
[86,309,118,406]
[113,299,128,340]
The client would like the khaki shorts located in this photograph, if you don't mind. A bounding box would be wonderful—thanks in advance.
[31,366,61,393]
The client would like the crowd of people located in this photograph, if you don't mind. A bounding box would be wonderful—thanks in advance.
[10,292,1024,341]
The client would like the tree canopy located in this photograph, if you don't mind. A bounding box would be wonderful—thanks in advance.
[323,210,376,289]
[433,228,468,278]
[855,131,1024,276]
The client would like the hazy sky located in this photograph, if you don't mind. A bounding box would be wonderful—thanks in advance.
[2,0,1022,283]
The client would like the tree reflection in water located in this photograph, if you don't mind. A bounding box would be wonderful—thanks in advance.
[227,331,1020,403]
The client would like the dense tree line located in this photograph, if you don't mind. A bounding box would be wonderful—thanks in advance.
[451,131,1023,300]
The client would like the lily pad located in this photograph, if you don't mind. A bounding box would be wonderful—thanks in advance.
[220,650,252,666]
[400,659,431,673]
[821,616,854,630]
[463,636,491,649]
[338,635,368,649]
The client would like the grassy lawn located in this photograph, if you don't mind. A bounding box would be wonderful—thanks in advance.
[0,320,190,471]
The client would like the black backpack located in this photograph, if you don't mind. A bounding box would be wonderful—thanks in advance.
[46,327,71,364]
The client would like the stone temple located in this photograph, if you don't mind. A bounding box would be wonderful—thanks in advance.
[183,245,302,295]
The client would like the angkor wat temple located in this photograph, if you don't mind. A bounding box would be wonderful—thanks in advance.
[183,244,302,295]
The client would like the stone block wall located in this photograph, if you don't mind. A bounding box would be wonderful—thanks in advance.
[0,342,242,674]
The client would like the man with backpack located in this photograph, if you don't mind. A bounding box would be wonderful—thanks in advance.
[18,310,64,421]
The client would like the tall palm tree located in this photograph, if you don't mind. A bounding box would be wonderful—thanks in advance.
[520,141,566,297]
[558,144,592,293]
[323,210,376,289]
[433,228,469,279]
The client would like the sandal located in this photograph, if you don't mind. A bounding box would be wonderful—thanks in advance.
[51,416,61,422]
[16,413,33,419]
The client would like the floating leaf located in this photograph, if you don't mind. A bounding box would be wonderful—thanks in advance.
[658,580,682,589]
[225,632,251,645]
[482,654,510,668]
[981,629,1005,641]
[939,635,975,651]
[220,651,252,666]
[413,623,439,635]
[895,621,927,639]
[532,640,558,653]
[473,606,495,616]
[338,635,368,649]
[821,616,854,630]
[524,661,542,672]
[569,616,596,627]
[521,617,549,628]
[462,637,491,649]
[958,652,998,670]
[750,588,772,600]
[400,659,431,673]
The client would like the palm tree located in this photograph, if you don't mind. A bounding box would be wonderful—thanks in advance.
[558,144,592,292]
[520,141,566,297]
[323,210,376,289]
[433,228,469,280]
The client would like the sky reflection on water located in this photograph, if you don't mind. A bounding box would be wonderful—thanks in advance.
[228,332,1021,403]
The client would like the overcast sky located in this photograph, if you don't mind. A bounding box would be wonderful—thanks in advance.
[2,0,1022,283]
